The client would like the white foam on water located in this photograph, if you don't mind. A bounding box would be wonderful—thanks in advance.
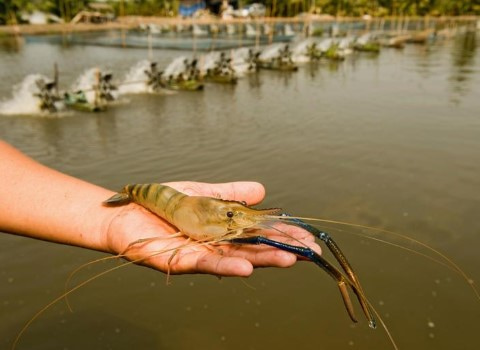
[119,60,150,94]
[199,52,220,73]
[71,68,99,103]
[231,48,254,76]
[318,38,335,52]
[292,38,318,63]
[163,56,189,78]
[356,33,373,45]
[71,67,119,102]
[259,43,284,60]
[338,36,355,50]
[0,74,46,115]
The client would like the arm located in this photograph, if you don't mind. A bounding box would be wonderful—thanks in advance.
[0,140,114,250]
[0,140,317,276]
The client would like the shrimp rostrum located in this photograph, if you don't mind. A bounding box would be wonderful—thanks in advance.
[104,183,377,329]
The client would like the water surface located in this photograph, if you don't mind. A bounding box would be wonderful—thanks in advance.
[1,32,479,350]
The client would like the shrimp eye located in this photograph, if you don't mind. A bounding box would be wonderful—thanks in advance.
[226,211,234,218]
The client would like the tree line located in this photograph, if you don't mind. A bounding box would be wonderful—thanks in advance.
[1,0,479,25]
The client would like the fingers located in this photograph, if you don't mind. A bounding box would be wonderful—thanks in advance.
[166,249,296,276]
[132,238,301,277]
[141,248,255,277]
[194,254,254,277]
[163,181,266,205]
[226,244,298,268]
[119,218,321,276]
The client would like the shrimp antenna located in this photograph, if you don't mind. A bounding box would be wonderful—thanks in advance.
[12,239,215,350]
[274,215,479,301]
[64,254,127,312]
[314,223,465,275]
[64,233,185,310]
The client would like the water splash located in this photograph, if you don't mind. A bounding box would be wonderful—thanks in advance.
[318,38,335,52]
[71,68,99,104]
[119,60,150,94]
[259,44,284,60]
[71,67,119,103]
[292,38,319,63]
[231,48,255,76]
[357,33,374,46]
[163,56,189,78]
[0,74,47,115]
[199,51,220,73]
[338,37,355,55]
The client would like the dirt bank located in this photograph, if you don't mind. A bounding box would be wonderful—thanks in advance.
[0,21,131,36]
[1,15,477,36]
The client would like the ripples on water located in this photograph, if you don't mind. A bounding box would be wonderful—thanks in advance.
[0,31,479,350]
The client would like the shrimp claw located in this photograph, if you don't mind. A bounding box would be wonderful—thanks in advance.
[281,215,376,328]
[230,216,376,329]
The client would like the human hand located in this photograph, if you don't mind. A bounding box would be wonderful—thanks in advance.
[104,181,320,277]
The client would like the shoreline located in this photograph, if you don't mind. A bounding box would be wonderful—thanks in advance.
[1,15,478,37]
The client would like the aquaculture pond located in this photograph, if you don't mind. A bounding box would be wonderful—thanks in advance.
[1,31,479,350]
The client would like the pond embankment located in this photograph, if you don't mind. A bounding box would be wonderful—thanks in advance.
[1,15,477,37]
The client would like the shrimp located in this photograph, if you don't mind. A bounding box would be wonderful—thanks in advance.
[103,184,377,329]
[104,183,282,242]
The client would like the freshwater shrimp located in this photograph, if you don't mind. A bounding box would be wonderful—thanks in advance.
[103,184,376,325]
[12,183,479,350]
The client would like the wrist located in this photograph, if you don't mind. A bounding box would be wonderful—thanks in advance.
[100,202,153,255]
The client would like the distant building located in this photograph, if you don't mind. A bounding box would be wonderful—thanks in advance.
[179,1,206,17]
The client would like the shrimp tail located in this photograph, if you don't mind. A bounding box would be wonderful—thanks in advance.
[103,192,131,205]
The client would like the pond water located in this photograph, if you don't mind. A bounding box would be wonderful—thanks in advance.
[1,31,479,350]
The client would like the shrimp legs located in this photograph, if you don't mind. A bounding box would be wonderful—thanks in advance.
[229,216,376,329]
